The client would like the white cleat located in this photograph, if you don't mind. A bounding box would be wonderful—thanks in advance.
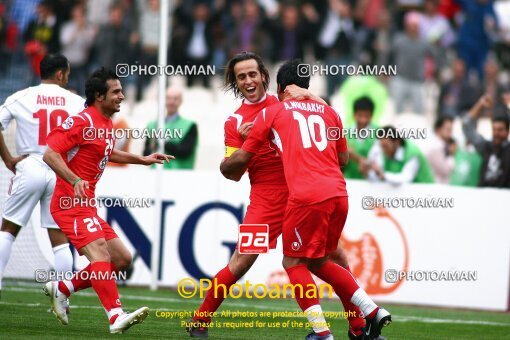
[109,307,149,334]
[43,281,69,325]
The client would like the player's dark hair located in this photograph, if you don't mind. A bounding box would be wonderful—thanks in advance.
[353,96,375,114]
[40,54,69,80]
[434,115,454,130]
[276,59,309,93]
[85,68,119,106]
[224,51,270,98]
[378,125,406,146]
[492,115,510,131]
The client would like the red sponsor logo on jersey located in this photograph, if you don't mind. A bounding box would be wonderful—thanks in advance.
[238,224,269,254]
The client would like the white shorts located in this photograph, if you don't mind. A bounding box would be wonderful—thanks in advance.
[2,155,58,229]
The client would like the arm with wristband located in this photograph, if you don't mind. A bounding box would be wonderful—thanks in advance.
[43,146,89,199]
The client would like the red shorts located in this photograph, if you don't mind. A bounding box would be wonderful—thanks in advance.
[242,186,288,249]
[52,209,118,252]
[283,196,348,258]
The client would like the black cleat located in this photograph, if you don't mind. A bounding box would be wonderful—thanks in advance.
[363,308,391,340]
[348,329,363,340]
[305,331,334,340]
[186,319,209,338]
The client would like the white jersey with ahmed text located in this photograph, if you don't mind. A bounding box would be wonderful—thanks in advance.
[0,83,85,155]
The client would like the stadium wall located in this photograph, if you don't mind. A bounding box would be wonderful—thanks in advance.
[8,168,510,311]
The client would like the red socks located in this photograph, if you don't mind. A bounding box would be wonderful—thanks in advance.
[89,261,122,316]
[58,264,92,297]
[194,265,239,323]
[311,261,360,306]
[341,265,365,332]
[285,264,320,311]
[58,263,123,298]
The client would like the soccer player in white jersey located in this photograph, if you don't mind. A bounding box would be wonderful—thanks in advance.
[0,54,85,297]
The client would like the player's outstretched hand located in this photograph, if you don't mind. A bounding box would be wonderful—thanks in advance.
[238,122,253,140]
[142,153,174,165]
[6,154,28,174]
[74,179,89,199]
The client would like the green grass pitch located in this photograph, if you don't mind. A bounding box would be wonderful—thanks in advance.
[0,280,509,339]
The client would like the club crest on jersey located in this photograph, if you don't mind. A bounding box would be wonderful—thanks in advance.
[291,241,301,251]
[61,117,74,129]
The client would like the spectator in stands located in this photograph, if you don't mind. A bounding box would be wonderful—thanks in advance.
[426,116,456,184]
[144,87,198,169]
[449,140,483,187]
[480,59,510,116]
[420,0,455,47]
[353,0,385,30]
[419,0,455,77]
[173,1,220,88]
[438,58,481,117]
[394,0,424,30]
[437,0,461,23]
[51,0,75,24]
[456,0,498,83]
[268,3,309,63]
[60,4,95,96]
[23,0,60,77]
[311,0,356,99]
[136,0,161,100]
[494,0,510,70]
[364,8,392,68]
[340,75,388,127]
[94,4,134,70]
[343,97,377,179]
[228,0,268,60]
[390,11,432,114]
[86,0,115,27]
[462,94,510,188]
[366,126,435,184]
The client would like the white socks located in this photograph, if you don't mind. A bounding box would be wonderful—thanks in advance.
[52,243,73,274]
[304,304,330,334]
[0,231,15,290]
[351,288,378,317]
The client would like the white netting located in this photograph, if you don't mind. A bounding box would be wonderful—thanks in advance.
[0,122,52,280]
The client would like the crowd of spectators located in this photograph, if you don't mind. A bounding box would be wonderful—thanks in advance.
[0,0,509,184]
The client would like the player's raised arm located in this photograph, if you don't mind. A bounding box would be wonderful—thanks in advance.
[109,149,174,165]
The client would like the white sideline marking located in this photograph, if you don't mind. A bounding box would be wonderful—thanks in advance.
[2,287,510,327]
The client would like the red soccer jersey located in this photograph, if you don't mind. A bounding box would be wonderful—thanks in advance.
[242,99,348,206]
[224,94,286,187]
[47,106,115,213]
